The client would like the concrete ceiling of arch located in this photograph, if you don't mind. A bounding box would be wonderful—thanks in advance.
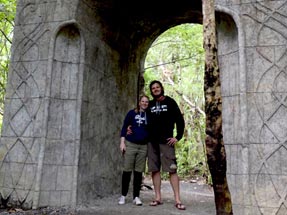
[87,0,203,50]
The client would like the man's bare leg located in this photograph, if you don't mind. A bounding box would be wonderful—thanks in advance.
[151,171,162,204]
[170,172,186,209]
[169,172,180,203]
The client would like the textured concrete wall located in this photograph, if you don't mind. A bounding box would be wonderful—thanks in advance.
[216,1,287,214]
[75,0,124,205]
[0,0,286,214]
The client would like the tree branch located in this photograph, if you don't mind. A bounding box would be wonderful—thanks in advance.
[0,29,12,44]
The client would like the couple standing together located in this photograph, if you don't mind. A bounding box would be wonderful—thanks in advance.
[119,80,186,210]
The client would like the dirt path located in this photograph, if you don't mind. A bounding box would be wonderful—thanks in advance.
[0,179,216,215]
[77,179,216,215]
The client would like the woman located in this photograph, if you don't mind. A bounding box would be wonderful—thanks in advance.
[118,95,149,206]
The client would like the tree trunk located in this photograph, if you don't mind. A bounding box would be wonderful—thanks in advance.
[202,0,233,214]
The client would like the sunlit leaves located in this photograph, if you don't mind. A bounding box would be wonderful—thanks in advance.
[0,0,16,128]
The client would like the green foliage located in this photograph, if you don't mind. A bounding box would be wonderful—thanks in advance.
[144,24,211,183]
[0,0,16,129]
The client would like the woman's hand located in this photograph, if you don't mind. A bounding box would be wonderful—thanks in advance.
[120,141,126,155]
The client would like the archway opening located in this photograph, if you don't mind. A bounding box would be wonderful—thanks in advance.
[143,23,209,184]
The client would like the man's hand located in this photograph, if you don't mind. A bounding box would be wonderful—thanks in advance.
[127,125,132,135]
[167,137,178,146]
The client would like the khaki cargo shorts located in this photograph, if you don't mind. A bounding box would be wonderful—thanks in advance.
[123,141,147,172]
[147,141,177,173]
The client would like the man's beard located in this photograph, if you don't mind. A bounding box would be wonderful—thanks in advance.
[152,91,163,98]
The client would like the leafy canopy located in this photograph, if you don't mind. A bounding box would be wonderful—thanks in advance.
[0,0,16,128]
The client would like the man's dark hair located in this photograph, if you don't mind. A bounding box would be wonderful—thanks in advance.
[149,80,164,97]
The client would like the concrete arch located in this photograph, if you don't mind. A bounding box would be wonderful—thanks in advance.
[74,0,206,205]
[2,1,286,214]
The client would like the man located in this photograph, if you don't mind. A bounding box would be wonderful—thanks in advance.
[147,80,186,210]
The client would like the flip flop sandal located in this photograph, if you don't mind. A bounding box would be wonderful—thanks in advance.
[149,200,163,206]
[175,203,186,210]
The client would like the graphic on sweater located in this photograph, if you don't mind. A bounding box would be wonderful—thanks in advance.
[150,104,167,114]
[135,114,147,126]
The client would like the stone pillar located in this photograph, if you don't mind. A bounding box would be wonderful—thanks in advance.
[0,0,131,209]
[216,1,287,214]
[0,0,85,208]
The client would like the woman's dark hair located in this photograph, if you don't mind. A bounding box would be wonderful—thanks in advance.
[149,80,164,97]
